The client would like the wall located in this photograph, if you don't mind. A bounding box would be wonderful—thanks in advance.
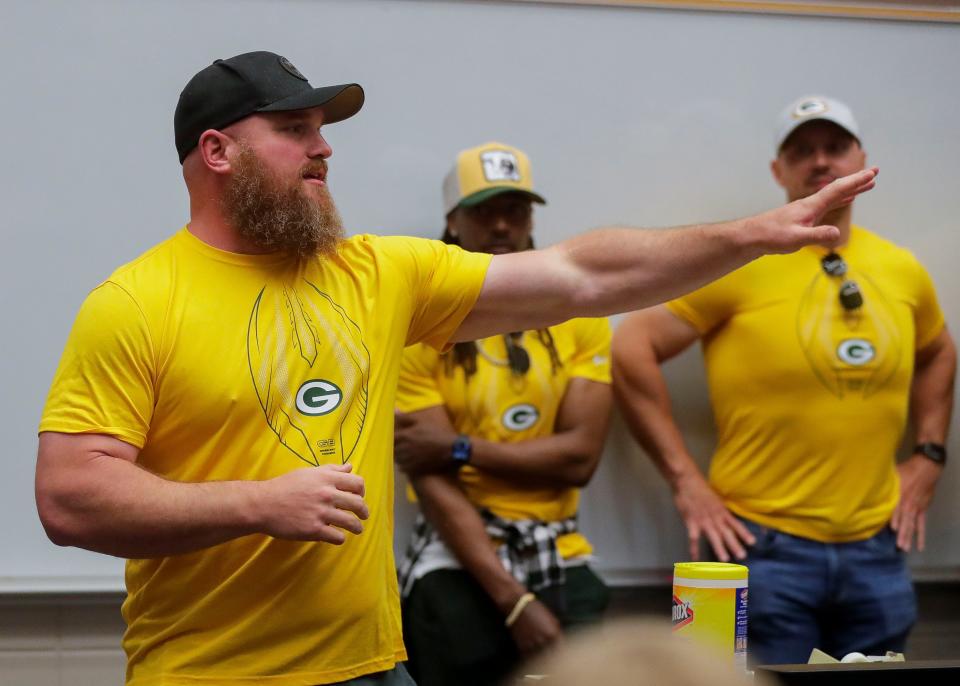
[1,0,958,659]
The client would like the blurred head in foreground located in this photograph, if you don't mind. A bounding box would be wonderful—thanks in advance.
[514,618,778,686]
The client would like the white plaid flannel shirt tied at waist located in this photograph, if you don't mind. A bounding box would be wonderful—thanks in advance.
[398,509,578,599]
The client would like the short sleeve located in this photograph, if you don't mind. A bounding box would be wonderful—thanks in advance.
[665,271,742,335]
[38,282,156,448]
[376,237,492,351]
[566,318,612,384]
[911,258,946,350]
[396,344,445,413]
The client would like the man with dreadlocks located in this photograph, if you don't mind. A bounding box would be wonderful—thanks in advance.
[393,143,613,686]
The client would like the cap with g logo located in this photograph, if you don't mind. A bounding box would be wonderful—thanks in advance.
[773,95,860,153]
[174,51,364,163]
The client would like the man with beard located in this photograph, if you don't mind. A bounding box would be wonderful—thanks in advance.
[36,54,879,686]
[612,95,955,665]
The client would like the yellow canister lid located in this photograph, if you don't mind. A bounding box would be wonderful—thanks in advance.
[673,562,748,580]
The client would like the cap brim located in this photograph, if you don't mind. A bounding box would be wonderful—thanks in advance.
[259,83,365,124]
[458,187,547,209]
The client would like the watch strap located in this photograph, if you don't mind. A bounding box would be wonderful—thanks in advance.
[914,442,947,466]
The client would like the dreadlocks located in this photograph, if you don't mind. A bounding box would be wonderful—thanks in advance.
[440,227,562,380]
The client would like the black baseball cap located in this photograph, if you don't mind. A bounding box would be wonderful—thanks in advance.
[174,51,364,163]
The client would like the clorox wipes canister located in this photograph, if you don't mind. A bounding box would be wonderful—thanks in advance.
[672,562,749,669]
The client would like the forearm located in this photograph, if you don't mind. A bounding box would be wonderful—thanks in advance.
[893,333,955,551]
[555,223,758,319]
[460,171,880,342]
[911,335,957,444]
[412,473,527,613]
[625,399,703,489]
[458,224,760,339]
[469,434,598,488]
[625,396,707,492]
[37,451,262,558]
[612,347,704,490]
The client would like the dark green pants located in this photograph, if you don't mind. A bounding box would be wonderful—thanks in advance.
[402,566,609,686]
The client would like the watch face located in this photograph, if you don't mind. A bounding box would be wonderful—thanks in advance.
[452,436,472,463]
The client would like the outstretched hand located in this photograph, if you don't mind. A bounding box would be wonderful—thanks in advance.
[751,167,878,254]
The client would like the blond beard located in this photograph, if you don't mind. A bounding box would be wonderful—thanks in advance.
[222,144,344,259]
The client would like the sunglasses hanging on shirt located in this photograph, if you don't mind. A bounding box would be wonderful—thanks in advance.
[503,332,531,375]
[820,252,864,311]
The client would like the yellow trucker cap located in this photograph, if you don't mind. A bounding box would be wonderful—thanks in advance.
[442,141,547,215]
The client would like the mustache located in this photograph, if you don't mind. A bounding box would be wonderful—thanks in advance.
[302,160,328,178]
[224,145,343,259]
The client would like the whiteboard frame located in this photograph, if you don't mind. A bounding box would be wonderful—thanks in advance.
[509,0,960,23]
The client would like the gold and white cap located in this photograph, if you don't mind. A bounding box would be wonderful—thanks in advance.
[774,95,860,152]
[442,141,546,215]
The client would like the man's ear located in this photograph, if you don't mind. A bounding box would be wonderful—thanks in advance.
[445,209,459,238]
[198,129,235,175]
[770,158,785,189]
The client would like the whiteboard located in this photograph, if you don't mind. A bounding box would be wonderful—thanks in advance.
[2,0,958,592]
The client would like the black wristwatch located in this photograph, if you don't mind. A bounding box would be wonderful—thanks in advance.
[451,435,472,468]
[914,442,947,466]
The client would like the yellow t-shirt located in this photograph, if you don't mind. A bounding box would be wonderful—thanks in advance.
[39,228,491,685]
[666,226,944,543]
[396,318,612,559]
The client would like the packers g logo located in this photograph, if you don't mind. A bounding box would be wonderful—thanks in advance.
[836,339,875,366]
[295,380,343,416]
[793,98,828,119]
[502,403,539,431]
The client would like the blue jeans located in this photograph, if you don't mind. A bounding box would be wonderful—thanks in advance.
[738,518,917,666]
[332,663,417,686]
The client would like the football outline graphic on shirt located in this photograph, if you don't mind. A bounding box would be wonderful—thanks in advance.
[247,279,370,465]
[796,268,902,399]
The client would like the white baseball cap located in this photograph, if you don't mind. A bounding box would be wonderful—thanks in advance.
[774,95,860,152]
